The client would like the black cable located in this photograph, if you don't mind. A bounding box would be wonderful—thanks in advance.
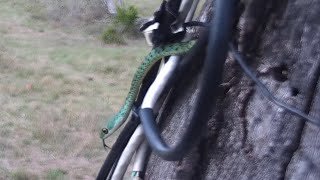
[183,22,319,127]
[229,43,320,127]
[96,116,139,180]
[139,0,238,161]
[96,62,161,180]
[140,147,152,179]
[184,21,210,28]
[106,157,119,180]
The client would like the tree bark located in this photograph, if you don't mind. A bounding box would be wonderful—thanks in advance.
[102,0,124,15]
[145,0,320,179]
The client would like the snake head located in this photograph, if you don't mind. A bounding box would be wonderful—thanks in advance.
[100,116,117,140]
[100,126,115,140]
[100,128,109,139]
[100,113,124,139]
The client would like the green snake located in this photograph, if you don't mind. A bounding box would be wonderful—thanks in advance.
[100,40,196,140]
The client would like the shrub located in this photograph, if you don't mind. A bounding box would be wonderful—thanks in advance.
[114,6,139,33]
[101,27,125,44]
[101,5,139,44]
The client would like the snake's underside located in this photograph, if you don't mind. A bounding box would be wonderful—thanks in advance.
[100,40,196,140]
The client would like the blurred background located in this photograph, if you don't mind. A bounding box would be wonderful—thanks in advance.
[0,0,160,179]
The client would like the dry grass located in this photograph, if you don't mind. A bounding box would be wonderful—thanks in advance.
[22,0,162,35]
[0,0,156,179]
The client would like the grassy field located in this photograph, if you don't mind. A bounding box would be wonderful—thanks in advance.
[0,0,159,179]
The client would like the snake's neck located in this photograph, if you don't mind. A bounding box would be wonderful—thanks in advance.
[106,80,139,136]
[103,40,196,138]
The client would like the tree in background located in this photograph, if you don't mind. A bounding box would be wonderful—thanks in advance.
[101,0,124,15]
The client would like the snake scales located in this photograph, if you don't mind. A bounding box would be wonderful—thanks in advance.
[100,40,196,140]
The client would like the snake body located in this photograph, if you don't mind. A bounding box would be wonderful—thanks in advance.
[100,40,196,140]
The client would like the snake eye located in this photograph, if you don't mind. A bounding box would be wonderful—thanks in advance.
[102,128,109,134]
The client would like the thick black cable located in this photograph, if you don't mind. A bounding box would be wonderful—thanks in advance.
[106,157,118,180]
[139,0,237,161]
[96,62,161,180]
[230,43,320,127]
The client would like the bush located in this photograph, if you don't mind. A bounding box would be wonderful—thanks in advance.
[114,6,139,33]
[101,5,139,44]
[101,27,125,44]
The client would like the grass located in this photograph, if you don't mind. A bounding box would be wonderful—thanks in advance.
[45,169,67,180]
[128,0,162,16]
[0,0,156,179]
[10,169,39,180]
[101,26,126,44]
[0,0,206,178]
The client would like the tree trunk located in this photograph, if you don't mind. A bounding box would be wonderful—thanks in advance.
[145,0,320,179]
[102,0,124,15]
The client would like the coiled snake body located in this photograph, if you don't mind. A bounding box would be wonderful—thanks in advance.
[100,40,196,140]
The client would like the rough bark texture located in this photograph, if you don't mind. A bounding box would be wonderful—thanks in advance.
[145,0,320,179]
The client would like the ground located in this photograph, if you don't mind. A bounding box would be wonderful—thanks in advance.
[0,0,157,179]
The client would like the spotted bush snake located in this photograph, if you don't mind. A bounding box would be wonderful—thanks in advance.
[100,40,196,140]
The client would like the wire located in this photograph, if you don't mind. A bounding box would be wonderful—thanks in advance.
[110,56,181,179]
[106,158,119,180]
[132,141,149,178]
[139,0,237,161]
[184,21,210,28]
[229,43,320,127]
[96,116,140,180]
[102,0,202,178]
[96,60,162,180]
[186,0,200,21]
[131,56,181,178]
[131,0,202,175]
[110,57,182,179]
[111,125,145,180]
[181,21,320,128]
[142,56,180,109]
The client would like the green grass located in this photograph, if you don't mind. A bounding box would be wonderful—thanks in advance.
[0,0,156,179]
[0,0,208,178]
[101,26,126,44]
[45,169,67,180]
[10,170,38,180]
